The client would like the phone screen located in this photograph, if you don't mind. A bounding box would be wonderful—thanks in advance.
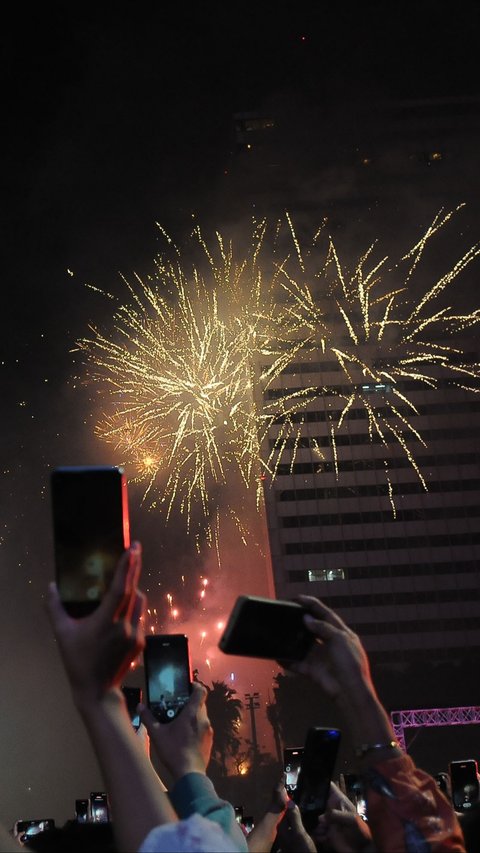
[294,727,341,829]
[449,760,480,811]
[218,595,315,661]
[89,793,109,823]
[284,747,304,794]
[15,819,55,844]
[75,799,89,824]
[144,635,192,723]
[50,466,130,617]
[122,686,142,730]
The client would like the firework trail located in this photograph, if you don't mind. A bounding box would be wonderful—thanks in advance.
[76,206,480,544]
[77,220,315,554]
[275,204,480,512]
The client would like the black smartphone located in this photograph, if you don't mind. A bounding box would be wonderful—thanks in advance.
[122,686,142,730]
[14,819,55,844]
[341,771,368,821]
[144,634,192,723]
[74,799,89,824]
[50,466,130,617]
[284,747,304,795]
[218,595,315,662]
[449,759,480,811]
[294,727,341,830]
[89,792,110,823]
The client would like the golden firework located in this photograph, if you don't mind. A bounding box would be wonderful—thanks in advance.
[77,207,480,544]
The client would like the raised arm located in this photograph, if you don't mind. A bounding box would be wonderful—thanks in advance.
[139,683,248,852]
[290,595,466,853]
[46,542,178,853]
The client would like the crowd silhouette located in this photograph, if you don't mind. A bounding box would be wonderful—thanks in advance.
[2,541,479,852]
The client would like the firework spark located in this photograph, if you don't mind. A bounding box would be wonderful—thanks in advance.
[77,207,480,542]
[77,220,318,553]
[274,204,480,511]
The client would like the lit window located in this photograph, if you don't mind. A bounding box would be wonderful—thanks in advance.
[308,569,325,582]
[360,383,392,393]
[308,568,345,582]
[327,568,345,581]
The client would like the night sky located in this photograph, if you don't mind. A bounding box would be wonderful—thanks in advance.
[2,1,480,829]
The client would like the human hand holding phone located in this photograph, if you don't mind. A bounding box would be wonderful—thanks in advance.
[312,782,374,853]
[50,466,131,618]
[288,595,373,700]
[289,596,399,768]
[46,542,146,709]
[139,681,214,782]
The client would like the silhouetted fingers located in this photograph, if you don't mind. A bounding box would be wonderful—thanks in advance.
[101,543,141,622]
[296,594,350,631]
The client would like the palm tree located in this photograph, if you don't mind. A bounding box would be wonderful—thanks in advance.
[206,680,243,775]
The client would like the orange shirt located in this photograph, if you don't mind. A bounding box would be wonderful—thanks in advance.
[365,754,466,852]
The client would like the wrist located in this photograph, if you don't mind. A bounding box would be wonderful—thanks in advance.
[74,685,125,719]
[335,684,395,745]
[170,756,207,782]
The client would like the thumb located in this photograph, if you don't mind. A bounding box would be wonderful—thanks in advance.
[286,800,305,831]
[138,702,161,734]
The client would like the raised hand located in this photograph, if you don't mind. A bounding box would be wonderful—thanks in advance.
[139,681,214,782]
[46,542,146,708]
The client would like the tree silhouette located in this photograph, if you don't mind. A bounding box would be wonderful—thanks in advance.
[205,680,243,775]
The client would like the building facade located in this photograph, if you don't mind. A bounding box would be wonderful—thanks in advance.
[258,345,480,668]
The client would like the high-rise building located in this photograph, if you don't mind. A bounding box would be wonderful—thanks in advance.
[257,343,480,670]
[227,95,480,690]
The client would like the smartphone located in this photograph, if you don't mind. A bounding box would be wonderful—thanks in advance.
[50,466,130,617]
[341,772,368,821]
[74,799,89,824]
[434,772,451,800]
[243,816,255,834]
[89,792,110,823]
[284,747,304,795]
[449,759,480,811]
[122,686,142,730]
[294,727,341,830]
[218,595,315,662]
[14,819,55,845]
[144,634,192,723]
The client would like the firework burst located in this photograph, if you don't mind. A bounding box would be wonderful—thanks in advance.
[274,204,480,512]
[77,206,480,546]
[76,220,317,554]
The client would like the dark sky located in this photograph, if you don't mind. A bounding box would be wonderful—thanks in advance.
[2,0,480,829]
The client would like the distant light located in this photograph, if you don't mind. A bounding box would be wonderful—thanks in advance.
[230,672,235,681]
[217,621,225,630]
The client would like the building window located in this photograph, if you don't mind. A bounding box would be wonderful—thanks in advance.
[307,568,345,582]
[360,382,392,393]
